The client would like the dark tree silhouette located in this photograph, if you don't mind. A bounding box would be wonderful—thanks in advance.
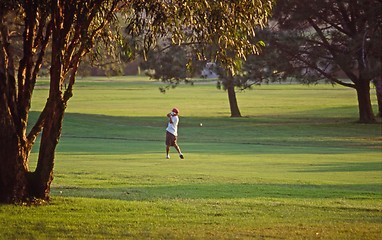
[269,0,382,123]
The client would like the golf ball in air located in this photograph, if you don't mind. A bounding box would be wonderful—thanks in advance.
[200,123,203,127]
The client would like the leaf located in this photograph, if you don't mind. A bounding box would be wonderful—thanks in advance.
[257,40,266,47]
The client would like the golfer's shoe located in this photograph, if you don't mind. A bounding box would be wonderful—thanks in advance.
[179,154,184,159]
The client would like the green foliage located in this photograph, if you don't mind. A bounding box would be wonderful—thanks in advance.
[125,0,274,68]
[130,1,276,96]
[141,45,192,81]
[138,42,209,93]
[2,77,379,239]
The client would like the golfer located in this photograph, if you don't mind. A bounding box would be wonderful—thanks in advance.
[165,108,184,159]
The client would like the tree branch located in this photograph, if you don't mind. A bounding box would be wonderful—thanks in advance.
[26,105,48,147]
[307,18,359,84]
[0,12,20,137]
[278,41,355,88]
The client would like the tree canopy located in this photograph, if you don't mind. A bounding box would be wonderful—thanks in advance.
[268,0,382,122]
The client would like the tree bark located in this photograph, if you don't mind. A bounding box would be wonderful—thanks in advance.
[0,99,28,203]
[28,98,65,200]
[0,16,28,203]
[355,79,376,123]
[26,0,67,200]
[227,81,242,117]
[373,78,382,117]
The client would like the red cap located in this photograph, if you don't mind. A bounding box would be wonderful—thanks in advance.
[172,108,179,114]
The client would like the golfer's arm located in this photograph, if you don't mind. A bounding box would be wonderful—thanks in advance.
[168,116,173,123]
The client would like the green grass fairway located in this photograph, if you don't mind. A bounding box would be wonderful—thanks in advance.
[1,76,381,239]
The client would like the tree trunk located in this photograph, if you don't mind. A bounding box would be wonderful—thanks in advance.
[0,27,29,203]
[227,81,242,117]
[0,98,64,203]
[28,98,65,200]
[0,98,65,204]
[26,3,68,200]
[0,107,28,203]
[1,0,116,204]
[373,78,382,117]
[355,79,376,123]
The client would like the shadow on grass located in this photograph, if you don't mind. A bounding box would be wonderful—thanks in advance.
[28,111,381,155]
[51,183,382,202]
[294,162,382,172]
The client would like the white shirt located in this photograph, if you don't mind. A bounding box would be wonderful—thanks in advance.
[166,115,179,136]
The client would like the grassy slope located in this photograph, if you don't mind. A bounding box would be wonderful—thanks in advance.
[0,76,381,239]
